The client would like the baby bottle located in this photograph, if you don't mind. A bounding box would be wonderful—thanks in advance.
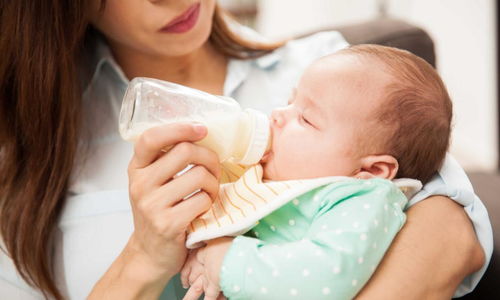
[119,77,271,165]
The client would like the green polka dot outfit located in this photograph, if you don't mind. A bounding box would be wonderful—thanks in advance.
[219,178,407,300]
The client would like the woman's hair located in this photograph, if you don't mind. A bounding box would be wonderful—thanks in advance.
[0,2,281,299]
[211,6,284,58]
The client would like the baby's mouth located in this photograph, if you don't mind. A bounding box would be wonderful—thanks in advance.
[260,150,272,163]
[261,122,273,163]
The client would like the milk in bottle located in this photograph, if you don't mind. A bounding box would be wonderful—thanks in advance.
[119,78,271,165]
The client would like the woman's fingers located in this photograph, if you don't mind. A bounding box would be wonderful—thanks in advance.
[144,141,221,187]
[171,191,213,229]
[130,156,220,209]
[182,277,205,300]
[139,165,218,214]
[130,122,207,169]
[159,165,220,206]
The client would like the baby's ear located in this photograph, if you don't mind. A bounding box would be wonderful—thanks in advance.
[354,155,399,180]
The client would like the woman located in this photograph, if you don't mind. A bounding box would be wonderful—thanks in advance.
[0,0,491,299]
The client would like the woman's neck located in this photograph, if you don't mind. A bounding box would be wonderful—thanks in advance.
[109,41,228,95]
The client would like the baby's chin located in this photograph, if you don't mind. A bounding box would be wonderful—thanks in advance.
[261,162,292,181]
[261,162,332,181]
[260,162,273,181]
[260,160,281,181]
[260,152,298,181]
[260,152,273,179]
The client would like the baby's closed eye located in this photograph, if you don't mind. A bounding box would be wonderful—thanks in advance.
[301,113,317,129]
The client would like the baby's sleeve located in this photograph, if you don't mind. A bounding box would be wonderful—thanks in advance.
[219,179,407,300]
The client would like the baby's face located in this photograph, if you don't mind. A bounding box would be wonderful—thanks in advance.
[262,54,391,180]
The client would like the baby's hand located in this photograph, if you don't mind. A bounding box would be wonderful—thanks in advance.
[181,249,216,300]
[180,249,204,291]
[181,237,234,300]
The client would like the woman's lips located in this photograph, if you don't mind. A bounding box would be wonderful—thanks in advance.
[160,3,200,34]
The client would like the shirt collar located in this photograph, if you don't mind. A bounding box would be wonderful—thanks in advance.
[225,19,282,70]
[83,30,284,97]
[254,50,281,69]
[82,36,129,96]
[223,50,281,96]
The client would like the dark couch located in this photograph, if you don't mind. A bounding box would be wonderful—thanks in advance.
[326,18,498,299]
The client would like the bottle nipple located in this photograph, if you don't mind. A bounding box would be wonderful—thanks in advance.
[238,108,272,165]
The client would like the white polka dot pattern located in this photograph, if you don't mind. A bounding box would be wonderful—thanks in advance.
[218,177,410,300]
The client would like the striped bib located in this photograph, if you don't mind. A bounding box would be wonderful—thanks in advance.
[186,164,421,248]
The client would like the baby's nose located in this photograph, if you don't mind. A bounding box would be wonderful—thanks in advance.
[270,109,286,128]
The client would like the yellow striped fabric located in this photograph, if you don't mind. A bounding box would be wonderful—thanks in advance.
[188,164,307,234]
[185,164,333,248]
[185,164,421,249]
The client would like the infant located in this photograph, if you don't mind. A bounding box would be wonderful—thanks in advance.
[180,44,452,300]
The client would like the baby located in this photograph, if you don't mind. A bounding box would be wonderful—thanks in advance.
[180,44,452,300]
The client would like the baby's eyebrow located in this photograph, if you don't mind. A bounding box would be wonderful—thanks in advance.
[303,95,318,111]
[304,96,326,124]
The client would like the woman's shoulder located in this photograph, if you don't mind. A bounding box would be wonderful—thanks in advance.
[228,20,349,67]
[280,30,350,63]
[227,30,349,113]
[249,30,350,73]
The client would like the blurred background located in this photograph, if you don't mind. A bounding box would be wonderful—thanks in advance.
[220,0,499,174]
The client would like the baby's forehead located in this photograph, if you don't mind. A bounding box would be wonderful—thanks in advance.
[310,52,385,75]
[303,54,392,98]
[300,54,394,122]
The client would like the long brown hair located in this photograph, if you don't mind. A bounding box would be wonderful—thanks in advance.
[0,2,281,299]
[211,5,285,58]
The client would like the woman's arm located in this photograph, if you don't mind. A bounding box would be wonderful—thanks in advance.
[355,195,485,300]
[88,239,175,299]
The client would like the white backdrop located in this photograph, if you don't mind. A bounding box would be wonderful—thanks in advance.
[256,0,498,171]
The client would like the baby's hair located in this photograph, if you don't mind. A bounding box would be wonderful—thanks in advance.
[338,45,453,183]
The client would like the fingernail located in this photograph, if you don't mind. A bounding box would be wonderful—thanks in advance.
[192,123,206,136]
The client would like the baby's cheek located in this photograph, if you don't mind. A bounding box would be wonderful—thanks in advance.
[276,150,303,178]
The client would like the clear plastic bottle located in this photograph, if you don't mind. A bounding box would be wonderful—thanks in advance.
[119,77,271,165]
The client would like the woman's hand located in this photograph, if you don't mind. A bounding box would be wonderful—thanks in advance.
[126,122,221,278]
[354,195,485,300]
[89,122,221,299]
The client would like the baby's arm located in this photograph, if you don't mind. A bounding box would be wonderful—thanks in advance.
[219,180,408,300]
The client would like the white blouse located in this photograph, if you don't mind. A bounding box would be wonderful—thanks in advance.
[0,30,492,299]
